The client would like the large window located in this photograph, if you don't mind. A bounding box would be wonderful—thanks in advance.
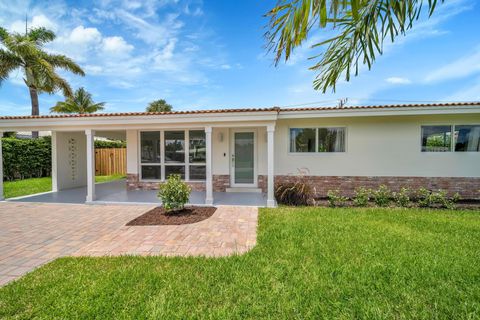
[141,131,161,163]
[454,125,480,152]
[140,130,206,181]
[421,126,452,152]
[318,128,345,152]
[422,125,480,152]
[290,127,346,153]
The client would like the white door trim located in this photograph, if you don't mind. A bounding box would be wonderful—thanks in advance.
[230,128,257,188]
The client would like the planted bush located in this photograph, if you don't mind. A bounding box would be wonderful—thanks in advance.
[416,188,460,209]
[275,179,315,206]
[393,187,411,207]
[158,174,191,212]
[327,190,348,207]
[353,187,370,207]
[372,185,392,207]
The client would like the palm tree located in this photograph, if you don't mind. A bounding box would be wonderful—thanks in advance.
[0,26,85,137]
[146,99,173,113]
[265,0,443,92]
[50,87,105,114]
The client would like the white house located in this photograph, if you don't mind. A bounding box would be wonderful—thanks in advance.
[0,102,479,207]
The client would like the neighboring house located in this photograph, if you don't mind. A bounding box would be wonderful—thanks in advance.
[0,102,479,207]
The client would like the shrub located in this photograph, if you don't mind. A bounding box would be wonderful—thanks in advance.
[158,174,191,212]
[353,187,370,207]
[417,188,460,209]
[393,187,411,207]
[94,139,126,148]
[2,137,51,181]
[275,180,315,206]
[327,190,348,207]
[372,185,392,207]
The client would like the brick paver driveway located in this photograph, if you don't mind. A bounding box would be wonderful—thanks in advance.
[0,202,258,286]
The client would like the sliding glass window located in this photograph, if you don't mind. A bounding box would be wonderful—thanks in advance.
[290,127,346,153]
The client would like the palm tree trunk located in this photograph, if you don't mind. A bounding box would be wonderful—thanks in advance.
[28,86,39,139]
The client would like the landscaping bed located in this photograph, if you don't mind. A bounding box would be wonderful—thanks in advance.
[126,206,216,226]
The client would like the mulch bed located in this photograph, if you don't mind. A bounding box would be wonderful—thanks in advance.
[126,206,217,226]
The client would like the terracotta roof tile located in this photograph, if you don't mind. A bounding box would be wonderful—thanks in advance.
[281,101,480,112]
[0,102,478,120]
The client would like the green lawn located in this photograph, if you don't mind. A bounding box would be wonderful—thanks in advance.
[1,207,479,319]
[3,175,125,199]
[3,177,52,199]
[95,174,126,183]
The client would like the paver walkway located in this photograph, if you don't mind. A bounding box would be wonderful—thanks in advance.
[0,202,258,286]
[74,206,258,257]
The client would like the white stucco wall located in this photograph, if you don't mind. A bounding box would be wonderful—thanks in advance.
[126,129,138,174]
[125,114,479,181]
[212,127,230,175]
[52,131,87,190]
[274,114,480,177]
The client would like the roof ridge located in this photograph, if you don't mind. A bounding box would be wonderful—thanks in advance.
[0,102,478,120]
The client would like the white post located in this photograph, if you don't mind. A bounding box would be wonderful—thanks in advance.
[267,125,276,207]
[0,131,4,201]
[205,126,213,205]
[51,131,58,192]
[85,129,96,202]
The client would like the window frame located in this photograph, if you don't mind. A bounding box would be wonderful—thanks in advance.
[420,124,453,153]
[138,129,207,182]
[288,126,347,154]
[420,124,480,153]
[453,124,480,152]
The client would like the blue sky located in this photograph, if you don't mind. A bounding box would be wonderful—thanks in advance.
[0,0,479,116]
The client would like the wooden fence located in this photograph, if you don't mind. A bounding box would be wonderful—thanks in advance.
[95,148,126,176]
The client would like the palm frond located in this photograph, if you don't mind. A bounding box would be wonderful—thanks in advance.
[50,87,106,114]
[27,27,56,46]
[43,54,85,76]
[0,49,22,83]
[265,0,443,92]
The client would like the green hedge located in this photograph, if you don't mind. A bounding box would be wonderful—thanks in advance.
[2,137,52,181]
[2,137,125,181]
[94,140,126,148]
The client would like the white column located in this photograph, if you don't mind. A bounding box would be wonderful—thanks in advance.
[51,131,58,192]
[0,131,4,201]
[205,126,213,205]
[267,124,276,207]
[85,129,96,202]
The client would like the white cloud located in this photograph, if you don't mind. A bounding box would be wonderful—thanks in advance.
[114,9,183,45]
[386,77,412,85]
[220,64,231,70]
[68,26,102,44]
[153,38,178,70]
[9,14,58,33]
[424,47,480,83]
[101,36,134,56]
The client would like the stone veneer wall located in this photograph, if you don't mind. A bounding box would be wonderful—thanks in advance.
[274,175,480,200]
[127,174,479,199]
[126,174,231,192]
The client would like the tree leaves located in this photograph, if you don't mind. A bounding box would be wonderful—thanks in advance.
[0,27,85,97]
[50,87,105,114]
[265,0,443,92]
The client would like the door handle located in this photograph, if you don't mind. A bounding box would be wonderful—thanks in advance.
[231,154,235,164]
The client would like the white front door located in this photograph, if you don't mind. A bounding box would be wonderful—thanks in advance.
[230,129,257,187]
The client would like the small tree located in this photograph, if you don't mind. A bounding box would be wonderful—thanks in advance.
[50,87,105,114]
[158,174,191,212]
[146,99,172,113]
